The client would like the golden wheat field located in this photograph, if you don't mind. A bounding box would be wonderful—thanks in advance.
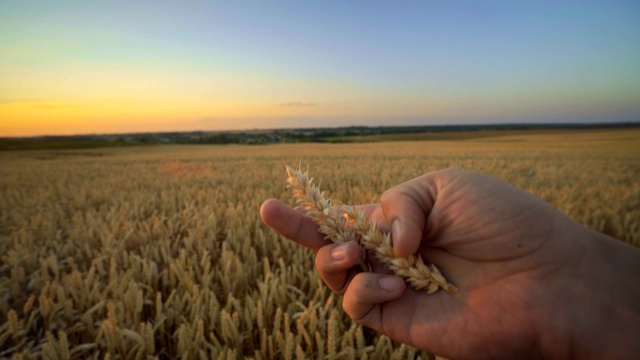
[1,129,639,359]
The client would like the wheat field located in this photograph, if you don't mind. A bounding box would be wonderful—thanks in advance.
[1,129,638,359]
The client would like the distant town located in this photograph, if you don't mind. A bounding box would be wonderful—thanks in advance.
[1,122,638,151]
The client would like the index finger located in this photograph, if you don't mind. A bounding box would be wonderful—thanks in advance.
[260,198,330,251]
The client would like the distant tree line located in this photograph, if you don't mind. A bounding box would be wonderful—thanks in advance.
[1,122,638,150]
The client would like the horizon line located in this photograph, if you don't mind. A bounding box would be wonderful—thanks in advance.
[2,121,639,139]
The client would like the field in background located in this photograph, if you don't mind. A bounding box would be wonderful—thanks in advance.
[1,129,638,359]
[330,127,640,146]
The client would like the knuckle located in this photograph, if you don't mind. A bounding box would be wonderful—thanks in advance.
[347,273,373,294]
[380,188,397,205]
[289,213,305,241]
[342,301,358,321]
[314,246,331,270]
[341,274,375,322]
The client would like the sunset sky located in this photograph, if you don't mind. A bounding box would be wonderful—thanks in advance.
[1,1,639,137]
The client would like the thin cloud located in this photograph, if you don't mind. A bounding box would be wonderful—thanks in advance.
[30,102,80,110]
[0,99,79,109]
[279,101,316,108]
[0,98,43,105]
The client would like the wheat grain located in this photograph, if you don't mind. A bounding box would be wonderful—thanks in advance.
[286,166,458,293]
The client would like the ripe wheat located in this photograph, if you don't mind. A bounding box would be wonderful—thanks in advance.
[0,130,637,358]
[286,166,458,293]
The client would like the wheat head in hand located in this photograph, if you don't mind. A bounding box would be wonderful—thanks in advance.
[285,166,458,294]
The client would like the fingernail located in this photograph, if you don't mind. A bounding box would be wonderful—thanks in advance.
[378,276,402,292]
[331,243,348,261]
[391,220,402,246]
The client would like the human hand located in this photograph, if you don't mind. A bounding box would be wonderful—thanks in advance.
[261,168,640,359]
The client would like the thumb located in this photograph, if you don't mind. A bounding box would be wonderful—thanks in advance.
[342,273,405,328]
[380,174,436,258]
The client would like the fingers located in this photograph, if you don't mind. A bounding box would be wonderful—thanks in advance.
[316,243,407,332]
[342,272,405,328]
[315,241,362,294]
[262,198,408,334]
[380,175,436,258]
[260,198,329,251]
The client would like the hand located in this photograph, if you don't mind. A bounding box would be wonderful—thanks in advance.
[260,168,640,359]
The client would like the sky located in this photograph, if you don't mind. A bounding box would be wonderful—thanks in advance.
[1,0,639,137]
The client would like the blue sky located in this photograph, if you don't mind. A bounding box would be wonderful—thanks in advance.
[1,0,639,135]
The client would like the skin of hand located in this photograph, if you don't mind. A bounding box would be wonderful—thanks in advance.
[260,168,640,360]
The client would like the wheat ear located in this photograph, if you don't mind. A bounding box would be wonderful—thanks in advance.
[286,166,458,294]
[285,166,370,272]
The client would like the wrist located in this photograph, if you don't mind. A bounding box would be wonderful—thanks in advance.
[544,226,640,359]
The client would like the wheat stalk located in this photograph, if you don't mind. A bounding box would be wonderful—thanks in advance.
[286,166,458,294]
